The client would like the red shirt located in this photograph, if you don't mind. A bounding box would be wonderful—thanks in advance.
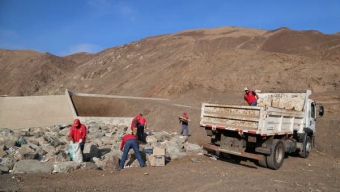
[181,115,189,126]
[69,124,87,143]
[120,134,137,150]
[138,116,147,125]
[130,115,141,130]
[244,90,257,105]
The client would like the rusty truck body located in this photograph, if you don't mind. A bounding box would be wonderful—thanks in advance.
[200,90,324,169]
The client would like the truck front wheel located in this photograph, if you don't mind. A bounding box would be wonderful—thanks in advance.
[266,139,285,170]
[299,135,311,158]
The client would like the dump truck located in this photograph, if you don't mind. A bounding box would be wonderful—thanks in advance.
[200,90,324,170]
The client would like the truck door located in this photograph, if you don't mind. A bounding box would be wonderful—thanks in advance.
[309,101,316,133]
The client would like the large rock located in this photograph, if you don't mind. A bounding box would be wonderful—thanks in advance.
[146,135,157,143]
[151,132,172,142]
[15,145,39,160]
[0,164,9,174]
[12,160,53,174]
[81,162,98,170]
[83,144,100,161]
[104,156,120,171]
[42,145,57,155]
[170,135,188,145]
[165,141,186,160]
[0,129,19,142]
[44,136,62,147]
[0,148,7,157]
[184,142,203,153]
[59,127,70,136]
[100,136,114,145]
[0,156,17,169]
[53,161,81,173]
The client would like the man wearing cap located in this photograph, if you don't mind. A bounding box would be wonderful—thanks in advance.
[119,131,145,169]
[68,119,87,153]
[244,87,259,106]
[179,112,190,136]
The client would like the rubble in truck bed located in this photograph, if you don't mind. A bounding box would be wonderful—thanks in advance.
[0,122,204,174]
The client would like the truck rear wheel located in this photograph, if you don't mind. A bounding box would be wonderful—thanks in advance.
[266,139,285,170]
[299,135,311,158]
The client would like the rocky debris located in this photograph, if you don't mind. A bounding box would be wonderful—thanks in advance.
[0,122,203,174]
[12,160,54,174]
[53,161,81,173]
[0,164,9,174]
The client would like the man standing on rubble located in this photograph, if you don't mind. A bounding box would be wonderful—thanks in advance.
[68,119,87,153]
[119,131,145,169]
[244,87,259,106]
[179,112,190,136]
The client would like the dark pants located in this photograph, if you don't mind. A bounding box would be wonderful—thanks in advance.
[119,139,145,169]
[138,124,145,142]
[80,142,85,153]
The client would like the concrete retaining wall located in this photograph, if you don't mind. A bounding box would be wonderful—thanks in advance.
[0,95,74,129]
[0,90,154,129]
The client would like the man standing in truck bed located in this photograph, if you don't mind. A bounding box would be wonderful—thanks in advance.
[244,87,259,106]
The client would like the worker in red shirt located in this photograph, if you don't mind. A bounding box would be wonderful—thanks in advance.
[68,119,87,153]
[119,131,145,169]
[137,114,147,143]
[179,112,190,136]
[244,87,259,106]
[131,114,141,139]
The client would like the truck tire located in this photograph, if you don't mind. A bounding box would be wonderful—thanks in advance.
[299,135,311,158]
[266,139,285,170]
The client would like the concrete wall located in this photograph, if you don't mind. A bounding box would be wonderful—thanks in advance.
[0,90,142,129]
[0,95,74,129]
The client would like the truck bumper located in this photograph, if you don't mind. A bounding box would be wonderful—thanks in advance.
[202,143,266,161]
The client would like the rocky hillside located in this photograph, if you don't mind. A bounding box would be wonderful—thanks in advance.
[1,26,339,97]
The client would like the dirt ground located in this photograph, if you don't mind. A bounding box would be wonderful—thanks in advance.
[1,94,340,192]
[1,152,339,192]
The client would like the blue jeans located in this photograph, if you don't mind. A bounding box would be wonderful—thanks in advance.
[181,124,189,136]
[138,124,145,142]
[250,101,257,106]
[119,139,145,169]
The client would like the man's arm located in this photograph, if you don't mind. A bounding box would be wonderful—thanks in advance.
[252,91,259,99]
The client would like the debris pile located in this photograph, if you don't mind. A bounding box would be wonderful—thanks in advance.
[0,122,203,174]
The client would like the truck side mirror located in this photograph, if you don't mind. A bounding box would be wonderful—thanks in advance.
[318,105,324,117]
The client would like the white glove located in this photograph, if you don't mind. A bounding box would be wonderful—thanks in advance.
[79,139,83,143]
[70,141,74,144]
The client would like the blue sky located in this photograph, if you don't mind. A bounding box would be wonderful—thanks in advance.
[0,0,339,56]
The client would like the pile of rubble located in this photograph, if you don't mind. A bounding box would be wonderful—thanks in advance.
[0,122,203,174]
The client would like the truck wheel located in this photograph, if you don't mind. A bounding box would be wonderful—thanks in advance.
[258,156,267,168]
[299,135,311,158]
[266,139,285,170]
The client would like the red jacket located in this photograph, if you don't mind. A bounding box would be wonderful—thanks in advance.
[130,115,141,130]
[244,90,257,105]
[69,124,87,143]
[120,134,137,150]
[138,116,147,125]
[181,115,189,126]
